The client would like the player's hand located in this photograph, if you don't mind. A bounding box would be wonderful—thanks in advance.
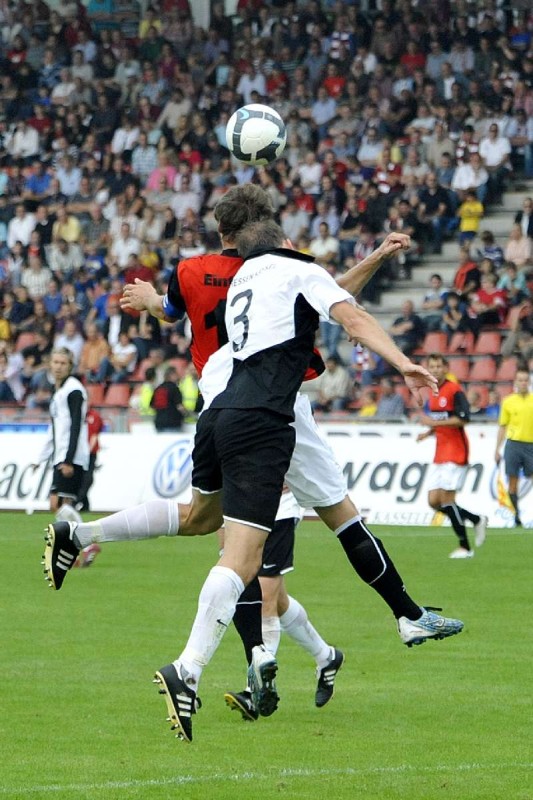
[495,451,501,465]
[58,463,74,477]
[120,279,156,312]
[377,233,411,259]
[401,364,438,407]
[416,431,430,442]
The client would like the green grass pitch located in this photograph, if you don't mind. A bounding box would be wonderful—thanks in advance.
[0,512,531,800]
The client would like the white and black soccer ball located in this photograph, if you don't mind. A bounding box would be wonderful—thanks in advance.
[226,104,287,166]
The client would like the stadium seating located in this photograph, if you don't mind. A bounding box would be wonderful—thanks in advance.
[103,384,131,407]
[420,331,448,355]
[85,384,105,406]
[448,332,475,354]
[496,357,518,382]
[495,383,514,400]
[473,331,502,356]
[448,358,470,382]
[468,358,497,382]
[468,384,490,407]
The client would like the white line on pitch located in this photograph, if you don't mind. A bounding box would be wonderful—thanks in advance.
[2,762,532,795]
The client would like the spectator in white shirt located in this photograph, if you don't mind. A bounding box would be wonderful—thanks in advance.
[7,204,36,249]
[311,87,337,139]
[280,199,310,242]
[21,255,52,300]
[50,67,76,106]
[56,155,82,197]
[479,123,512,203]
[170,176,201,220]
[236,65,267,105]
[157,88,192,133]
[451,152,489,203]
[9,120,39,162]
[54,319,84,366]
[294,151,322,196]
[111,114,140,157]
[309,221,339,266]
[110,222,140,268]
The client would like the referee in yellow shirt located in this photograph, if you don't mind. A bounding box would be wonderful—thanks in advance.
[495,368,533,526]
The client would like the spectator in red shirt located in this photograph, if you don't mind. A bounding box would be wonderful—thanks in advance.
[322,63,346,100]
[400,41,426,74]
[469,272,508,333]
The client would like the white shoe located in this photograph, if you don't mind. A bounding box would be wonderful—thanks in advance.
[55,504,82,523]
[398,608,464,647]
[474,515,488,547]
[449,547,474,559]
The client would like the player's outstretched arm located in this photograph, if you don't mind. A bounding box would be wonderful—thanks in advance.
[121,278,173,321]
[330,300,437,406]
[336,233,411,297]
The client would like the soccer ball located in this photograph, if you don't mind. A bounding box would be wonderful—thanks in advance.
[226,104,287,166]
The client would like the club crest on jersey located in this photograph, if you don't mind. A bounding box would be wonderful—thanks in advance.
[153,440,192,498]
[439,397,447,408]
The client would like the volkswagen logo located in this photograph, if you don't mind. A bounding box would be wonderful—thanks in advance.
[153,440,193,498]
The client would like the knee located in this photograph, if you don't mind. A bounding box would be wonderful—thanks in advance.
[428,494,440,510]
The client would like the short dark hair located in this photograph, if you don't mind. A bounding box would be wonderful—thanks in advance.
[236,219,284,259]
[214,184,274,240]
[427,352,448,366]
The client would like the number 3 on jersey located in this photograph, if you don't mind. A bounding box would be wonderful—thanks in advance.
[230,290,252,352]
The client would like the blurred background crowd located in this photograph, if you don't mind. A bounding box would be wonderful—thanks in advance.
[0,0,532,424]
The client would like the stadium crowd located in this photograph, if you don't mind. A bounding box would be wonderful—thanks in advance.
[0,0,532,419]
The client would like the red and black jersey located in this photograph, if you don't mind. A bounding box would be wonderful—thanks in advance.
[162,249,325,381]
[164,249,242,377]
[428,379,470,465]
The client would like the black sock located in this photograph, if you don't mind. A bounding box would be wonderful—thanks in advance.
[456,506,480,525]
[509,492,520,519]
[440,504,470,550]
[232,576,263,665]
[337,518,422,620]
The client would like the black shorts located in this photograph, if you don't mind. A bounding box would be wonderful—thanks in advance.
[504,440,533,478]
[192,408,296,531]
[50,464,85,500]
[259,516,296,577]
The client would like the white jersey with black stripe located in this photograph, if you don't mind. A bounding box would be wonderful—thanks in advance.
[40,376,89,469]
[209,248,355,418]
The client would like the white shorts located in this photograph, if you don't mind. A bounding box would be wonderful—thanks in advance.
[426,462,467,492]
[285,393,348,508]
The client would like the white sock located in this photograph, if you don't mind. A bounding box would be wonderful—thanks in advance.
[262,615,281,655]
[280,596,332,670]
[73,500,179,547]
[56,504,82,524]
[176,565,245,689]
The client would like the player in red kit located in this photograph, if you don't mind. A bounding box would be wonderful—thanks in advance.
[417,353,488,558]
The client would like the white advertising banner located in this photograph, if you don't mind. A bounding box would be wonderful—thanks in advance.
[0,424,531,527]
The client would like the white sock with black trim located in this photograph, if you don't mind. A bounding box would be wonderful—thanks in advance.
[73,500,180,547]
[280,595,332,669]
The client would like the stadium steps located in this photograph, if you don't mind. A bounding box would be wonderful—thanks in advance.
[336,179,533,361]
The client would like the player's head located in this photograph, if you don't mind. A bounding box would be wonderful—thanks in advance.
[236,219,284,259]
[50,347,74,383]
[427,352,448,384]
[214,184,274,243]
[515,367,530,395]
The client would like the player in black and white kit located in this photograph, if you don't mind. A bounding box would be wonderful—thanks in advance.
[39,348,89,527]
[150,220,447,742]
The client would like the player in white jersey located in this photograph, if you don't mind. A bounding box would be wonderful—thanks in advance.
[42,191,464,742]
[151,219,448,742]
[38,348,89,520]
